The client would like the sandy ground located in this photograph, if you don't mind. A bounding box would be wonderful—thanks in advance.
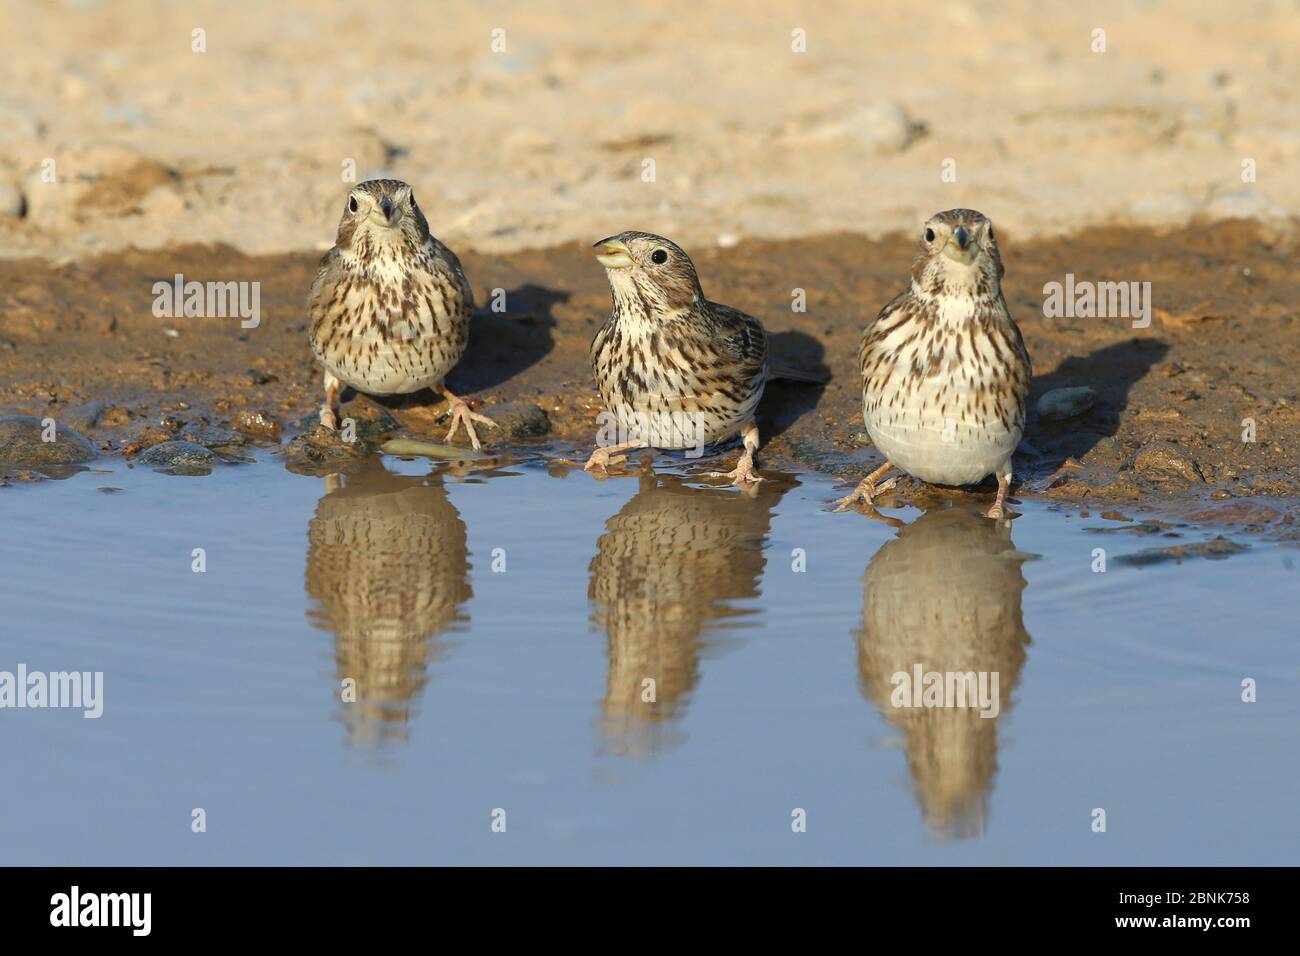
[1,0,1299,258]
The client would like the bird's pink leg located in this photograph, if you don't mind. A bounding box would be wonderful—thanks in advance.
[439,386,497,450]
[711,420,763,486]
[985,470,1012,520]
[320,370,342,430]
[834,461,897,511]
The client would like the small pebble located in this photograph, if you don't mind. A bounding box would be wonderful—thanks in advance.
[1132,441,1205,483]
[488,402,551,439]
[232,409,283,440]
[1037,386,1097,422]
[137,440,216,468]
[0,415,97,466]
[180,423,247,448]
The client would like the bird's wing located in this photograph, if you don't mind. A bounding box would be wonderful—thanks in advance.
[1006,306,1032,379]
[707,301,769,382]
[428,239,477,312]
[768,362,830,385]
[857,289,913,369]
[865,289,911,335]
[307,247,340,307]
[306,248,349,348]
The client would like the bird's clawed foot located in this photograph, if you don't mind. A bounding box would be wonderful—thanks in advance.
[708,452,763,487]
[319,405,339,431]
[984,500,1020,521]
[833,476,897,512]
[442,396,497,451]
[583,446,627,474]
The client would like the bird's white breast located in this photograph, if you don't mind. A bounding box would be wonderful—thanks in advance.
[864,292,1023,486]
[317,247,466,396]
[593,312,757,450]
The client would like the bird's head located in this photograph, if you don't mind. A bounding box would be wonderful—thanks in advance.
[335,179,430,253]
[593,231,704,313]
[911,209,1004,298]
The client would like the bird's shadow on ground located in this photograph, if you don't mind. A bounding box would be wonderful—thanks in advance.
[760,330,831,441]
[1025,336,1169,473]
[455,284,564,392]
[365,284,564,416]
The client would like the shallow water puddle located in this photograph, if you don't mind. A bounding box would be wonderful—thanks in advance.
[2,450,1296,864]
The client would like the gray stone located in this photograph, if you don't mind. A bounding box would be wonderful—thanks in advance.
[1037,386,1097,421]
[806,101,919,153]
[180,423,248,448]
[231,409,283,440]
[1116,536,1248,566]
[0,415,97,465]
[1132,441,1204,483]
[137,440,216,468]
[282,427,372,475]
[488,402,550,439]
[62,402,107,433]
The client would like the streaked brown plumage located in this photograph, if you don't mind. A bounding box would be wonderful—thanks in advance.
[588,471,782,755]
[838,209,1031,518]
[305,460,471,747]
[585,231,768,485]
[856,505,1031,838]
[308,178,495,448]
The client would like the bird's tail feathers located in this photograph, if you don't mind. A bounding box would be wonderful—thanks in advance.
[768,362,831,385]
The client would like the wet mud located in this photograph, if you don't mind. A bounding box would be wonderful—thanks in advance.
[1,220,1296,533]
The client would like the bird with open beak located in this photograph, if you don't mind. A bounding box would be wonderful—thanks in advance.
[308,178,496,448]
[585,231,769,485]
[838,209,1031,519]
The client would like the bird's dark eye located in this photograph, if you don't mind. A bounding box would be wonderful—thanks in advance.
[651,249,668,264]
[348,197,358,213]
[924,227,935,242]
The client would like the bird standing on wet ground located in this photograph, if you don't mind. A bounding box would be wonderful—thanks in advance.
[584,231,769,486]
[837,209,1031,519]
[308,179,497,449]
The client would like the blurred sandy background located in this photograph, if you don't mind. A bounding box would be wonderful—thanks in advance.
[1,0,1297,258]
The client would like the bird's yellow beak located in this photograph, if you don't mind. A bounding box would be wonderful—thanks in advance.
[594,238,634,270]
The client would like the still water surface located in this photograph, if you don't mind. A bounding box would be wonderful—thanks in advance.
[2,449,1296,864]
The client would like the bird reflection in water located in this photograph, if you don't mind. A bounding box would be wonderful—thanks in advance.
[855,505,1031,838]
[305,458,472,747]
[588,469,791,757]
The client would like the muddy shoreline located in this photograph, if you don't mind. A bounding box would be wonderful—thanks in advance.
[1,221,1297,532]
